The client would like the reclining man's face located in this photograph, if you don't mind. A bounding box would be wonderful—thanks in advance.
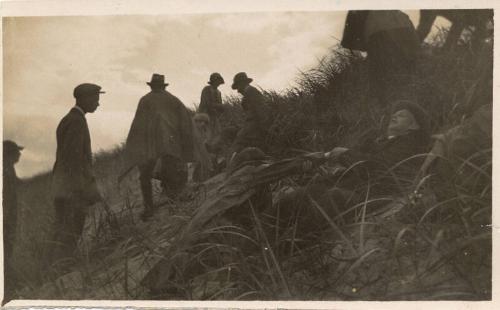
[386,109,419,137]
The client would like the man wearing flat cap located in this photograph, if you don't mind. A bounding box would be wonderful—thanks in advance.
[3,140,23,301]
[230,72,271,154]
[199,73,225,153]
[51,83,104,262]
[125,74,194,221]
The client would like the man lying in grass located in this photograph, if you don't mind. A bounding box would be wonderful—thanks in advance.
[273,100,431,231]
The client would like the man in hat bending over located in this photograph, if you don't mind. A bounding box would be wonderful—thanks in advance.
[3,140,23,301]
[199,73,225,153]
[125,74,194,221]
[51,83,104,263]
[230,72,271,154]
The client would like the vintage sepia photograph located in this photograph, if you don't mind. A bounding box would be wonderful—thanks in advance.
[1,1,494,307]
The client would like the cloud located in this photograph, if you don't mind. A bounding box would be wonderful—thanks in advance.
[3,12,352,177]
[210,12,289,34]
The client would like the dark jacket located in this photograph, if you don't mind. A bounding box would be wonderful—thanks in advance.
[199,85,223,119]
[360,131,428,169]
[341,10,370,51]
[125,90,194,168]
[231,85,272,152]
[341,10,415,52]
[340,130,429,193]
[52,108,98,201]
[241,85,270,127]
[3,162,18,253]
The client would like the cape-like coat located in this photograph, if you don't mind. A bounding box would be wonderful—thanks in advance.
[125,90,194,169]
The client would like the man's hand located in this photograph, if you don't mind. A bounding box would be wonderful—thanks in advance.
[302,147,349,172]
[326,147,349,159]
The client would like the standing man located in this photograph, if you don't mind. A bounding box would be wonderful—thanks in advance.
[341,10,419,105]
[51,83,104,263]
[3,140,23,302]
[199,73,225,153]
[125,74,194,221]
[230,72,271,154]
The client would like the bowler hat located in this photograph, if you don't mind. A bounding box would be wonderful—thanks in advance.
[391,100,430,137]
[3,140,24,153]
[208,73,224,85]
[231,72,253,89]
[147,73,169,87]
[73,83,105,99]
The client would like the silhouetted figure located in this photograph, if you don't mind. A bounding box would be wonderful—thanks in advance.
[125,74,194,221]
[417,9,493,51]
[199,73,225,153]
[230,72,271,154]
[3,140,23,303]
[341,10,419,105]
[51,83,104,266]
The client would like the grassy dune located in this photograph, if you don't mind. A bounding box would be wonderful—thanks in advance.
[11,32,492,300]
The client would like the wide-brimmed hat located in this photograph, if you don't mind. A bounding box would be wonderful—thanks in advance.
[391,100,431,137]
[73,83,105,99]
[231,72,253,89]
[3,140,24,154]
[208,73,224,85]
[147,73,169,87]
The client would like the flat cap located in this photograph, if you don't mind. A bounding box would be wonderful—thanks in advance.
[73,83,105,99]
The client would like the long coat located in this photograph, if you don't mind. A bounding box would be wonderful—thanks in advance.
[125,90,194,169]
[341,10,414,52]
[199,85,223,145]
[199,85,223,119]
[341,10,370,51]
[52,108,98,201]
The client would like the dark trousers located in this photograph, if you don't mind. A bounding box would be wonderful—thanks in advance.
[367,27,419,105]
[139,155,188,211]
[51,197,88,264]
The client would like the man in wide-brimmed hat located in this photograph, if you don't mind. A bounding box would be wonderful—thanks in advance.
[51,83,105,263]
[125,74,194,221]
[3,140,23,301]
[199,73,225,153]
[230,72,271,154]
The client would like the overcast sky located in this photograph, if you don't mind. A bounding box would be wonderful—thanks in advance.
[4,11,445,178]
